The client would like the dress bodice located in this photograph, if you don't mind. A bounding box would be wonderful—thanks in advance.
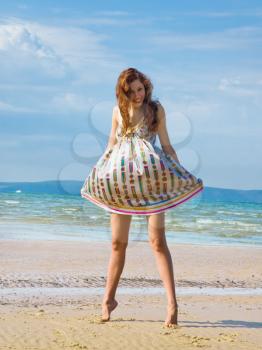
[115,105,157,146]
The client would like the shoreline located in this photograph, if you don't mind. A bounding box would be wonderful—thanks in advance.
[1,237,262,249]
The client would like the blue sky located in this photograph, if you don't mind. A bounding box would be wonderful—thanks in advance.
[0,1,262,190]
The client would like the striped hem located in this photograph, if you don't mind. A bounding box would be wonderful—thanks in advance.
[81,182,204,216]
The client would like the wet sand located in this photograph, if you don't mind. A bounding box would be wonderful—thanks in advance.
[0,239,262,349]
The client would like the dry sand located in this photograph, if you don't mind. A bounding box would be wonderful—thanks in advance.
[0,239,262,349]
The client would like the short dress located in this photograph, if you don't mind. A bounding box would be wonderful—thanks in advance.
[80,104,204,215]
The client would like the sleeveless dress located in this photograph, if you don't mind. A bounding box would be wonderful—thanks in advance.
[80,104,204,215]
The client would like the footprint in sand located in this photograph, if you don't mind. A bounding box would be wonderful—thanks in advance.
[179,334,211,347]
[218,332,238,342]
[90,316,104,324]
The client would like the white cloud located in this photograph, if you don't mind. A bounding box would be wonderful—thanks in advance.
[0,100,36,113]
[218,76,262,97]
[52,10,152,27]
[52,92,96,112]
[150,26,262,50]
[0,20,70,79]
[0,23,56,59]
[0,17,124,86]
[94,10,130,16]
[178,9,262,18]
[25,21,124,85]
[0,17,125,113]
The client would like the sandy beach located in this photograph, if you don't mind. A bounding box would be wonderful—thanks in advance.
[0,239,262,349]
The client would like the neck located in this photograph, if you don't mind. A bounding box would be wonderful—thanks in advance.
[129,103,144,115]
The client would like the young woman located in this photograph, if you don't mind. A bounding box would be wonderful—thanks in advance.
[81,67,204,327]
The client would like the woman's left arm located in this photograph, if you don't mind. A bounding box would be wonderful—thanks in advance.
[157,103,181,165]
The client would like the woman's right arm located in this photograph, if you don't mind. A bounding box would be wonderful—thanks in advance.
[157,103,181,165]
[105,105,119,152]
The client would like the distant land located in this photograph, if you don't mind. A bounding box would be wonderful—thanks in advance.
[0,181,261,204]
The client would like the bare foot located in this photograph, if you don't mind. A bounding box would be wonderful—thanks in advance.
[101,299,118,322]
[164,303,178,328]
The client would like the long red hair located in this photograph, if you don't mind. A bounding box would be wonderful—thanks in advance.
[115,67,160,135]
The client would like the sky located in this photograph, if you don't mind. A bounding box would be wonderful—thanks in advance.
[0,0,262,190]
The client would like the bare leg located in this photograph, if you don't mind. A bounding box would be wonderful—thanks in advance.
[147,212,178,327]
[101,213,132,321]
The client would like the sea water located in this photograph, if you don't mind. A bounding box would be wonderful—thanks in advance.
[0,192,261,246]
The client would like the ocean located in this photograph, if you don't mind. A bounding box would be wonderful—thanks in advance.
[0,192,261,246]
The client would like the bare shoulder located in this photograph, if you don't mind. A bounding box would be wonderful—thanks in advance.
[113,104,119,115]
[155,102,172,147]
[156,101,166,122]
[112,105,119,124]
[113,104,119,112]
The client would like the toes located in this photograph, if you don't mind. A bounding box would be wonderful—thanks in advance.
[101,299,118,321]
[165,322,178,328]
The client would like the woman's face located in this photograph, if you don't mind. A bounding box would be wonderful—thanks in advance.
[128,79,146,108]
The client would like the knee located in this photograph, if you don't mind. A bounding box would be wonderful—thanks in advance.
[111,240,128,252]
[149,237,167,252]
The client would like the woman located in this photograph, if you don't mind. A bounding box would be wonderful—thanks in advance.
[81,67,204,327]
